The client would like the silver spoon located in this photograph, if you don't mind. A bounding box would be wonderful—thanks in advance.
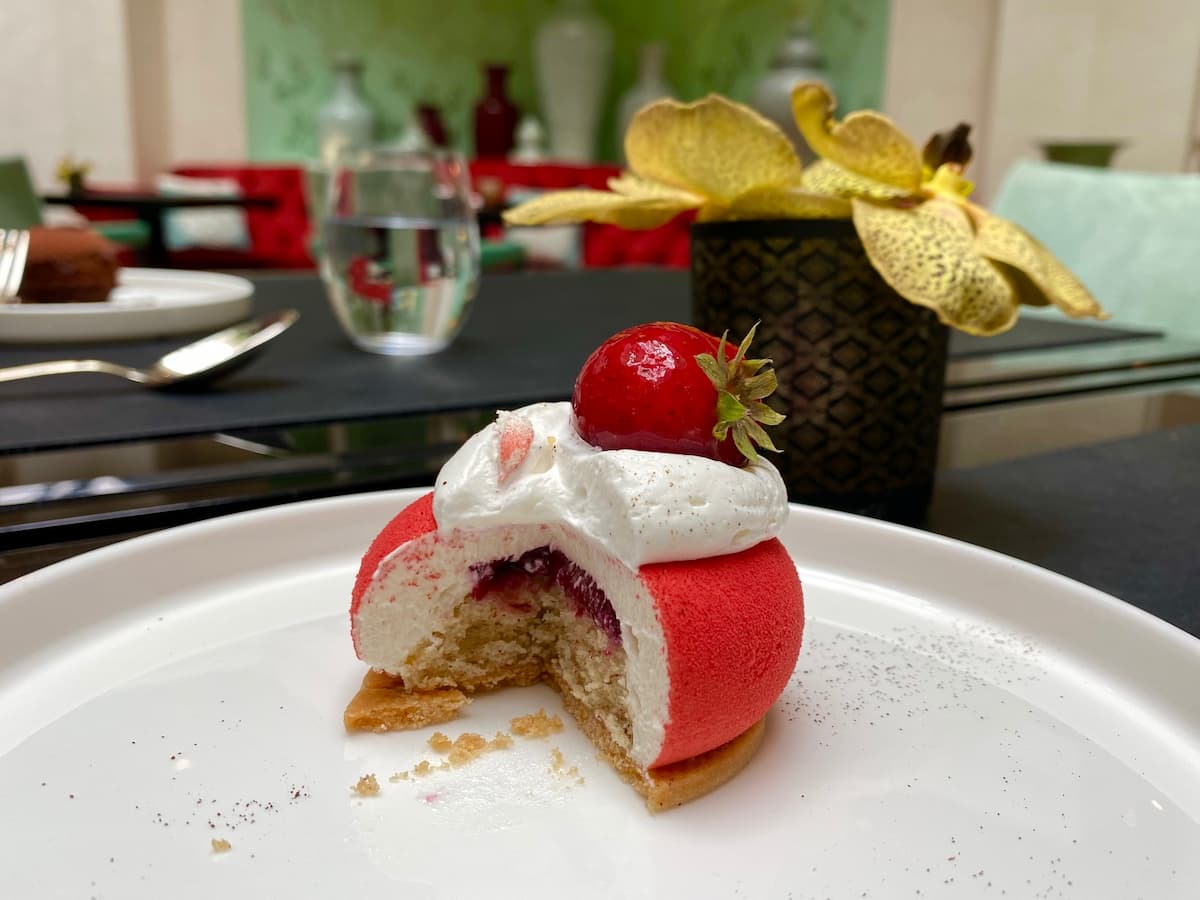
[0,310,298,389]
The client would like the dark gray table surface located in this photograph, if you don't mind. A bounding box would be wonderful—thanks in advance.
[0,270,1153,455]
[926,424,1200,638]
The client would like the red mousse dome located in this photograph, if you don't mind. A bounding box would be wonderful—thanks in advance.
[351,491,804,769]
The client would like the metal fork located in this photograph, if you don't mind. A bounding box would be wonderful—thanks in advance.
[0,229,30,303]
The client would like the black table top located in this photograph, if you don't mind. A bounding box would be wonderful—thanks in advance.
[926,424,1200,638]
[0,270,1158,455]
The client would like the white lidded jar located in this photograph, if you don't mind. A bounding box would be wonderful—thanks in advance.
[534,0,613,162]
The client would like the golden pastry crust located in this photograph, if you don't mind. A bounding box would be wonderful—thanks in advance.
[343,669,469,732]
[551,669,766,812]
[343,665,766,812]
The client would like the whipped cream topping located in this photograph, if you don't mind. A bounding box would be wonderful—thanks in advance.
[432,402,788,569]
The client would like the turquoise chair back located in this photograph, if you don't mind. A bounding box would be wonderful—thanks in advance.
[992,159,1200,336]
[0,157,43,228]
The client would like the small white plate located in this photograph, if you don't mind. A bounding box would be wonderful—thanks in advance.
[0,490,1197,899]
[0,268,254,344]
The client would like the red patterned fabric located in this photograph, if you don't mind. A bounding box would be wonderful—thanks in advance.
[581,218,692,268]
[80,161,690,270]
[470,160,691,269]
[169,165,316,269]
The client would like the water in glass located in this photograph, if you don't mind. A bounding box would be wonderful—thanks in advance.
[318,151,481,355]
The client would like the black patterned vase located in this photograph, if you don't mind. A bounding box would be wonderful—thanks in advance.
[691,219,949,523]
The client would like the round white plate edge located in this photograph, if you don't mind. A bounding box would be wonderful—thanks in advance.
[2,488,1197,726]
[0,268,254,343]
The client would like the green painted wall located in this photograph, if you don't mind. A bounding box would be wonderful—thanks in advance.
[242,0,889,163]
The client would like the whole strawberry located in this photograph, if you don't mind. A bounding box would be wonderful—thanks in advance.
[571,321,785,467]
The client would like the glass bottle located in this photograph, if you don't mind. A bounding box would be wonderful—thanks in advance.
[473,64,520,159]
[616,42,673,163]
[318,57,376,165]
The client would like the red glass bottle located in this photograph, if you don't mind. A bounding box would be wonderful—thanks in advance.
[474,64,519,159]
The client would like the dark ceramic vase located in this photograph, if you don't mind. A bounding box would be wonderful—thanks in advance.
[691,219,949,524]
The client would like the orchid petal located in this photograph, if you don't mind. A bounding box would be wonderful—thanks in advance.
[723,184,851,220]
[851,198,1019,336]
[625,95,803,204]
[503,189,697,229]
[792,82,923,192]
[801,158,912,200]
[972,209,1108,320]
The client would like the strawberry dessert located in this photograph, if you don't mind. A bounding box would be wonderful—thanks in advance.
[348,323,805,810]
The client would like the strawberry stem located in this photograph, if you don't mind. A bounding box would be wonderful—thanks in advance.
[694,322,787,465]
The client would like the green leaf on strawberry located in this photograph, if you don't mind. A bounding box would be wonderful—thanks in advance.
[696,323,786,464]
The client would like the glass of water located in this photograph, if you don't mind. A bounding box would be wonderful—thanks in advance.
[317,149,481,355]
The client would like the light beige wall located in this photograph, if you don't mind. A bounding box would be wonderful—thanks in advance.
[885,0,1200,200]
[985,0,1200,194]
[126,0,170,182]
[0,0,247,189]
[0,0,138,187]
[883,0,1000,191]
[161,0,248,164]
[126,0,248,176]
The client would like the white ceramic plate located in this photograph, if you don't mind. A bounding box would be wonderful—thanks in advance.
[0,490,1197,899]
[0,268,254,343]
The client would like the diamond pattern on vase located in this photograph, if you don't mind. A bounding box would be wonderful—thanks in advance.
[864,363,900,396]
[798,250,837,284]
[827,394,864,426]
[830,337,870,370]
[691,220,949,522]
[798,313,835,343]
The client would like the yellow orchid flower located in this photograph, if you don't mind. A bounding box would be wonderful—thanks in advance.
[503,84,1106,337]
[790,82,1106,334]
[503,94,848,229]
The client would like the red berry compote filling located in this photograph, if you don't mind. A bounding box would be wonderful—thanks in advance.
[469,546,622,646]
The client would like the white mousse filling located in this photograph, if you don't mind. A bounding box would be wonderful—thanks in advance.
[356,523,670,767]
[433,401,788,569]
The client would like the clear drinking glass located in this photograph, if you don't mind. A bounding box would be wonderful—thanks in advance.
[317,149,481,355]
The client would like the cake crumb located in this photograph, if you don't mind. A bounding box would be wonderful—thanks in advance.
[352,774,380,796]
[210,838,231,853]
[412,759,453,777]
[549,746,582,781]
[388,771,410,783]
[511,709,563,738]
[447,732,489,766]
[426,730,515,768]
